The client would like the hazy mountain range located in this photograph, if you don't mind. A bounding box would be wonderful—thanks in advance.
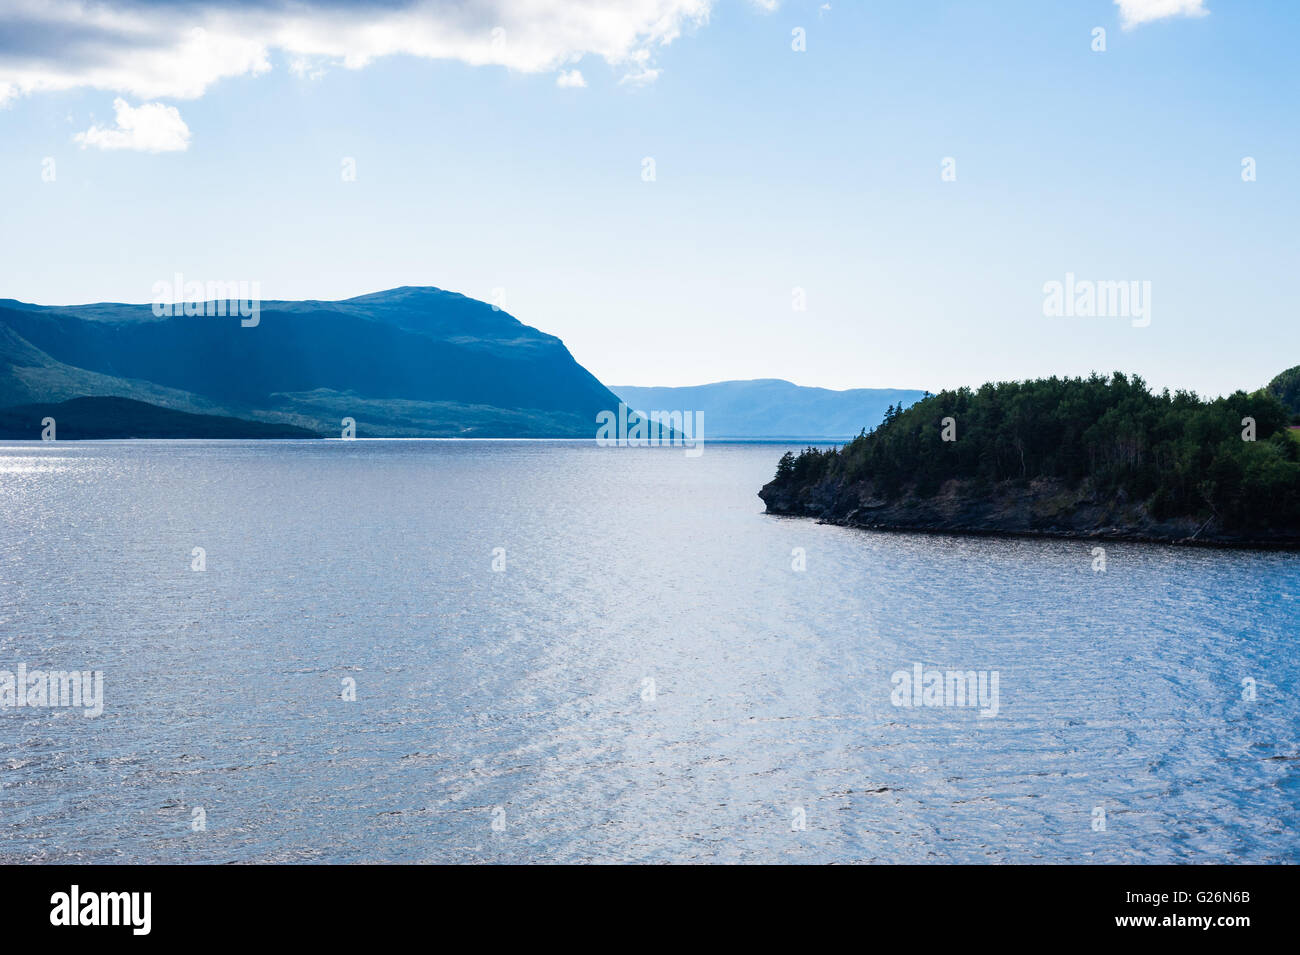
[613,380,928,439]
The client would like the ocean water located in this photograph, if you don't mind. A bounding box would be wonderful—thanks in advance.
[0,439,1296,864]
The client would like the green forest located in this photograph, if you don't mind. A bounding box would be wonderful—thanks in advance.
[770,372,1300,534]
[1267,364,1300,420]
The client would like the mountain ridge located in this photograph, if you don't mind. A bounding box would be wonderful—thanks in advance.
[0,287,622,437]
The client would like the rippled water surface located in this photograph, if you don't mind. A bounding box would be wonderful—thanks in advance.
[1,440,1297,863]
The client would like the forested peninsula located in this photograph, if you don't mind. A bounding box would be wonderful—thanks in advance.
[760,372,1300,548]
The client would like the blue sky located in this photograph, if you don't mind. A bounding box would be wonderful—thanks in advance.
[1,0,1296,397]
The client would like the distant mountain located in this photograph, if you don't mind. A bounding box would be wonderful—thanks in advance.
[0,396,320,440]
[611,379,928,439]
[0,287,624,437]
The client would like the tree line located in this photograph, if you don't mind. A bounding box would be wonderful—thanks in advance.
[772,372,1300,532]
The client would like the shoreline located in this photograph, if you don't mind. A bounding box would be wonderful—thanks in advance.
[762,508,1300,551]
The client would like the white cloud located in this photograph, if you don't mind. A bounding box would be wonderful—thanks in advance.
[556,69,587,88]
[73,98,191,152]
[289,56,329,82]
[619,67,661,87]
[0,0,714,104]
[1115,0,1209,29]
[618,48,660,87]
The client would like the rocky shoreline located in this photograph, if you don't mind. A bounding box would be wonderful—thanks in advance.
[759,474,1300,550]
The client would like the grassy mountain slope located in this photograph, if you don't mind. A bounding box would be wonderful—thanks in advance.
[0,396,320,439]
